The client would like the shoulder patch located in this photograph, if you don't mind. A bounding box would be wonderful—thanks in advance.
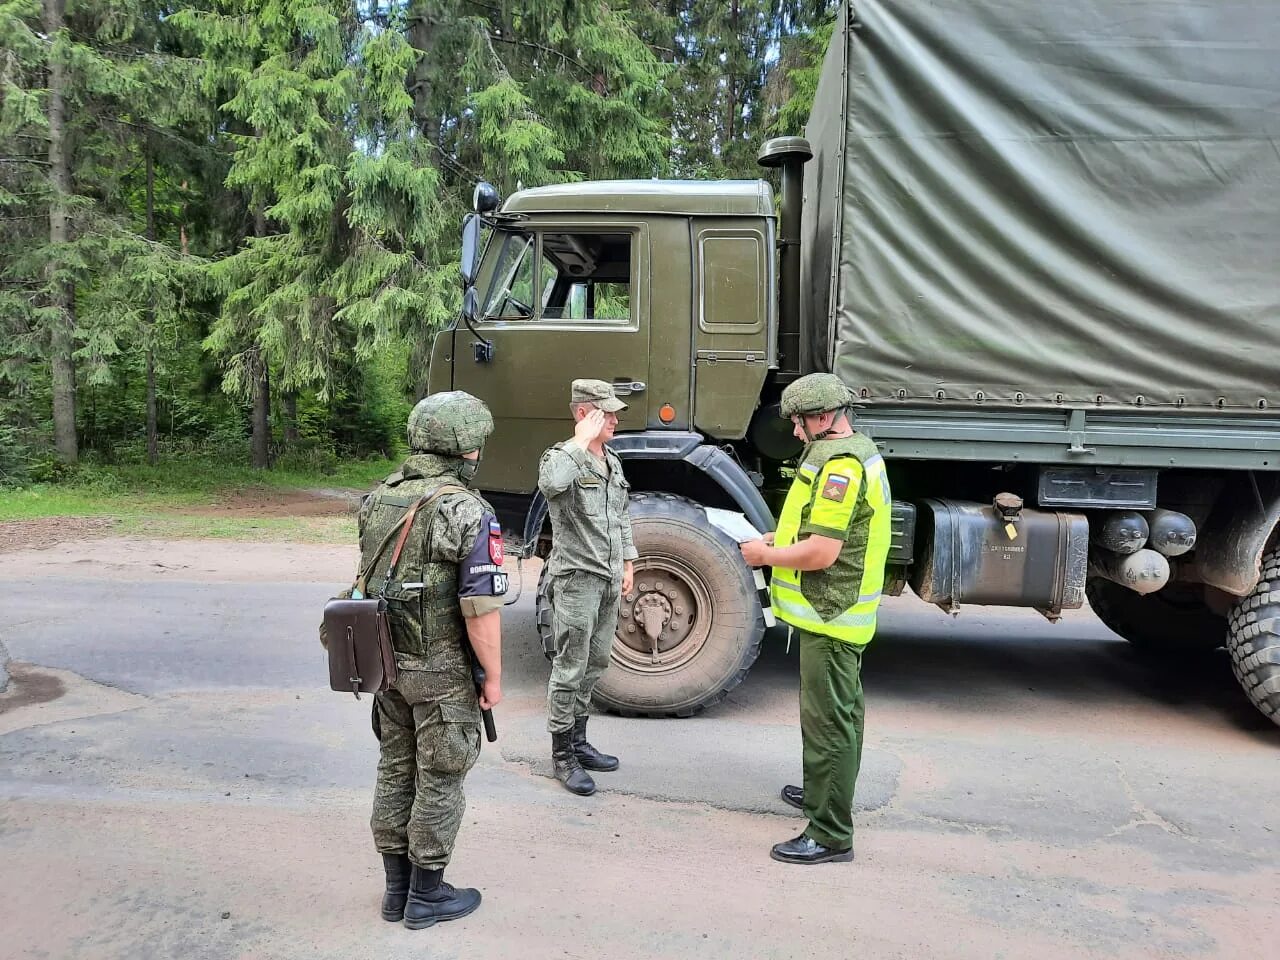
[821,471,852,503]
[488,517,504,564]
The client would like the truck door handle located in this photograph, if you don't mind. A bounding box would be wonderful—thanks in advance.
[612,379,646,396]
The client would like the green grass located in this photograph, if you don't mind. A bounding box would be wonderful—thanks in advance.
[0,456,395,523]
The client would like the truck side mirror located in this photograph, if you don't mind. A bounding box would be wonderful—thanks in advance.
[461,285,479,324]
[460,213,481,287]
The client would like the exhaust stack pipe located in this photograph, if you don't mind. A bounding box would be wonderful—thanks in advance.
[758,136,813,378]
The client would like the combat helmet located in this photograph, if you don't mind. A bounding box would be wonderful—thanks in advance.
[407,391,494,455]
[779,373,856,419]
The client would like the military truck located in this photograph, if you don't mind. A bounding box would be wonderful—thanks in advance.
[428,0,1280,726]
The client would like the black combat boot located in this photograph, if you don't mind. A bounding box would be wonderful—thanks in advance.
[551,729,596,795]
[572,715,619,772]
[780,784,804,811]
[402,864,482,929]
[380,853,412,922]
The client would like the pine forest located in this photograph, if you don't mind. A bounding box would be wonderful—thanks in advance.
[0,0,838,481]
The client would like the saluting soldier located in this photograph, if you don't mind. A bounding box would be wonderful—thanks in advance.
[740,373,892,864]
[359,392,505,926]
[539,379,637,796]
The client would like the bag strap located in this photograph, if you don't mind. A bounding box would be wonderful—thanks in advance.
[355,483,468,597]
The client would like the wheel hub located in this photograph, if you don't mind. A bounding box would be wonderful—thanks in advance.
[615,561,711,673]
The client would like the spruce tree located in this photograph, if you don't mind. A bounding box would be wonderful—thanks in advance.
[180,0,456,461]
[1,0,205,466]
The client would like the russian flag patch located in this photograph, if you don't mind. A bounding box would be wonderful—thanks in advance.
[821,472,851,503]
[488,519,504,564]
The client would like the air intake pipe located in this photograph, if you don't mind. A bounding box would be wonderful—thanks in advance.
[758,136,813,378]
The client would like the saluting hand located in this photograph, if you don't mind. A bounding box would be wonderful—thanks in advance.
[572,408,607,449]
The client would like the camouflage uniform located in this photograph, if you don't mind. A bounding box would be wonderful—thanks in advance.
[539,383,637,735]
[363,396,506,872]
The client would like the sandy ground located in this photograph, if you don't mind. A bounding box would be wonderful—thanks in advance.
[1,520,1277,960]
[0,488,359,555]
[0,516,119,553]
[0,535,358,582]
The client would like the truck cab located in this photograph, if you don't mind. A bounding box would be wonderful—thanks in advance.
[429,180,777,497]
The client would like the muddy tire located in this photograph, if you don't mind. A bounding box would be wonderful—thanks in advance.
[535,492,764,717]
[1227,548,1280,725]
[1085,579,1225,654]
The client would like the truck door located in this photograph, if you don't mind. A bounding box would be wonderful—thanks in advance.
[452,223,650,493]
[692,218,773,438]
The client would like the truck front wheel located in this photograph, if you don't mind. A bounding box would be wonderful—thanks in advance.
[535,492,765,717]
[1227,547,1280,726]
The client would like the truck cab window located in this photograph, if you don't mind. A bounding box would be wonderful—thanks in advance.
[481,232,534,320]
[479,231,631,322]
[539,233,631,321]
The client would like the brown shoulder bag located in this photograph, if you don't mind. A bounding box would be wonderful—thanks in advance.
[323,485,464,698]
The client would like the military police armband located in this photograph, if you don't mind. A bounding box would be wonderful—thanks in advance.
[458,512,509,604]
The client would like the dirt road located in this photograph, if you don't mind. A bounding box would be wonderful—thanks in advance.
[1,532,1276,960]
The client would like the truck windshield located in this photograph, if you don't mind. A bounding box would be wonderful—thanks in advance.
[480,231,534,319]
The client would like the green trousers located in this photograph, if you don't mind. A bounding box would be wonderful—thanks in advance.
[370,680,481,870]
[798,629,866,850]
[546,572,621,733]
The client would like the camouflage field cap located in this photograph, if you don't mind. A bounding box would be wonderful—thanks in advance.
[571,378,627,413]
[779,373,857,419]
[407,391,494,454]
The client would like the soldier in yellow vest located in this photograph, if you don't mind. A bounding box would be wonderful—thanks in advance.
[741,373,892,864]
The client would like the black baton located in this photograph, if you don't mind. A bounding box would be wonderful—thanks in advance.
[473,661,498,742]
[463,640,497,742]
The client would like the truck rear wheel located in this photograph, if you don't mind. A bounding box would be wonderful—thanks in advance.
[535,492,764,717]
[1085,579,1225,654]
[1227,547,1280,725]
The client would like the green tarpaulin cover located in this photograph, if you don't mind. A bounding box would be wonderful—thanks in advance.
[802,0,1279,411]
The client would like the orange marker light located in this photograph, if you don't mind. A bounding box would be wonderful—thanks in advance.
[659,404,677,424]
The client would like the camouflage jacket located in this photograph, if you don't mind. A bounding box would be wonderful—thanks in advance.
[358,454,507,687]
[538,441,637,582]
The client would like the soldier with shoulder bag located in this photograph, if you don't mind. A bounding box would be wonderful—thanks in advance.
[334,391,506,929]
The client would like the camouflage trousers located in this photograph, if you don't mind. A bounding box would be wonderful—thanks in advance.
[546,572,620,733]
[371,672,481,870]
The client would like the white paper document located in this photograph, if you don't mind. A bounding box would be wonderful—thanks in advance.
[704,506,764,544]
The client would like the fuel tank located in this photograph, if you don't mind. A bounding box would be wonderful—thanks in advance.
[909,497,1089,615]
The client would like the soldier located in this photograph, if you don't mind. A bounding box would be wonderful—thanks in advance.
[538,379,637,796]
[360,391,505,927]
[740,373,892,864]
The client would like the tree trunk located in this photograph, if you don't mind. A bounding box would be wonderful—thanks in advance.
[45,0,77,464]
[145,137,158,465]
[179,180,189,255]
[283,391,299,445]
[407,4,435,136]
[251,352,271,469]
[249,206,270,469]
[725,0,740,150]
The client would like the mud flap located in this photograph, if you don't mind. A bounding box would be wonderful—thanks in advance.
[1197,472,1280,597]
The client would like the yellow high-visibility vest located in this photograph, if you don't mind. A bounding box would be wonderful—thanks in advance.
[770,434,893,645]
